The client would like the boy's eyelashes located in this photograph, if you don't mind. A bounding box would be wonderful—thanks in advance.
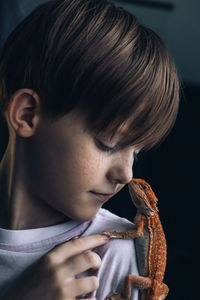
[95,138,118,153]
[95,138,139,160]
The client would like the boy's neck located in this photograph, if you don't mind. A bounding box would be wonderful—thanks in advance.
[0,140,71,230]
[0,138,12,226]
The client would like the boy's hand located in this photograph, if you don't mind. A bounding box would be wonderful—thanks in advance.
[2,234,109,300]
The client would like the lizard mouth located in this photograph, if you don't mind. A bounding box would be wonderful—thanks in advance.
[128,181,155,217]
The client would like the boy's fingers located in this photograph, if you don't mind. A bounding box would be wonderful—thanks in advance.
[60,251,102,277]
[48,234,109,264]
[65,276,99,297]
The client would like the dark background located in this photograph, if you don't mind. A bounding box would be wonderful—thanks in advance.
[0,1,199,299]
[104,83,200,300]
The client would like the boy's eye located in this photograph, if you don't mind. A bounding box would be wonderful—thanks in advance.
[95,138,140,158]
[95,138,117,153]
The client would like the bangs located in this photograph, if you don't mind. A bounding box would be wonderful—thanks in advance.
[77,27,179,151]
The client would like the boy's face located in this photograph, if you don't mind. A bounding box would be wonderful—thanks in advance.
[25,109,139,223]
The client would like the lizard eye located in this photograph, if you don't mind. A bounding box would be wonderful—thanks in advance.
[142,184,148,190]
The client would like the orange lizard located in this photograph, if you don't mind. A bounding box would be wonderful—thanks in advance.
[103,178,169,300]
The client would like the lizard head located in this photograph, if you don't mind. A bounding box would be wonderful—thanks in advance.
[128,178,158,217]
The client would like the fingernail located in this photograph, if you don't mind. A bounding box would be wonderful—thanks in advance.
[101,234,110,242]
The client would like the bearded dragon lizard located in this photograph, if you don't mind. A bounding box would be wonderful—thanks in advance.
[103,178,169,300]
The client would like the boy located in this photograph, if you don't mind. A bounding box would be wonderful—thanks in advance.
[0,0,179,299]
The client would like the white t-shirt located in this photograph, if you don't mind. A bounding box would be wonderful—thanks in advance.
[0,208,139,299]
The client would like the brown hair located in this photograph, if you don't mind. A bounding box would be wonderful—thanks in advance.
[0,0,179,150]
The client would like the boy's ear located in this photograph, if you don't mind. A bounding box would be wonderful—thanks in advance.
[7,88,41,137]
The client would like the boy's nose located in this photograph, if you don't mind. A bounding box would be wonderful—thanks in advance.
[107,149,134,185]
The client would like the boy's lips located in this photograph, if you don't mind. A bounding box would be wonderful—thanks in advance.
[89,191,114,202]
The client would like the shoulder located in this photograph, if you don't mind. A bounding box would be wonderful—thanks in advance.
[86,208,135,233]
[81,209,139,299]
[83,208,137,261]
[83,209,138,267]
[91,208,136,261]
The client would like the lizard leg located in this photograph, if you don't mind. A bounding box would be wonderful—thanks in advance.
[123,274,152,300]
[152,280,169,300]
[102,229,142,239]
[102,215,144,239]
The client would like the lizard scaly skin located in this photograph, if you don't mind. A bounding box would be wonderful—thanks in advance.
[103,178,169,300]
